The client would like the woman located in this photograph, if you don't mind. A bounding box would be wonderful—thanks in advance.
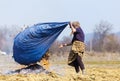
[59,21,85,74]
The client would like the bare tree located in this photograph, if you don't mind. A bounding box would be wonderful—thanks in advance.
[103,34,120,52]
[0,26,9,51]
[49,40,61,55]
[92,21,112,52]
[60,36,72,53]
[0,25,20,54]
[49,36,72,56]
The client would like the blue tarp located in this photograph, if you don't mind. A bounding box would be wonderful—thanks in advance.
[13,22,69,65]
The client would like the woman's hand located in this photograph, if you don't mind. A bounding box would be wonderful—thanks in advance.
[69,21,76,33]
[59,44,63,48]
[59,44,67,48]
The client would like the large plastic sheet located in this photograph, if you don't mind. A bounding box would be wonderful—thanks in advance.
[13,22,69,65]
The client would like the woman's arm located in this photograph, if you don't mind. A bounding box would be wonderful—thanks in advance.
[59,42,72,48]
[69,22,76,33]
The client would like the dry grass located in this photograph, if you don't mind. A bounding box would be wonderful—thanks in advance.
[0,52,120,81]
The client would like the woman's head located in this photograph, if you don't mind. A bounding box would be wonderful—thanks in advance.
[72,21,80,28]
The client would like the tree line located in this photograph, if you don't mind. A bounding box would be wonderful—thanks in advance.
[51,20,120,54]
[0,21,120,54]
[0,25,21,54]
[86,21,120,53]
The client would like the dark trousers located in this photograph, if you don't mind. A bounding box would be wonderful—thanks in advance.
[72,55,85,73]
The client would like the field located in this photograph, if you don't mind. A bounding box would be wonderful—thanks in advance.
[0,52,120,81]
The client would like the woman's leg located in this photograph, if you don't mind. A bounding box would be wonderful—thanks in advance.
[76,55,85,70]
[72,58,80,73]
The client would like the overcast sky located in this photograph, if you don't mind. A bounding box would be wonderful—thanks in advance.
[0,0,120,34]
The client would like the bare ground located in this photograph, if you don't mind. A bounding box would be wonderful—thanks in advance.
[0,52,120,81]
